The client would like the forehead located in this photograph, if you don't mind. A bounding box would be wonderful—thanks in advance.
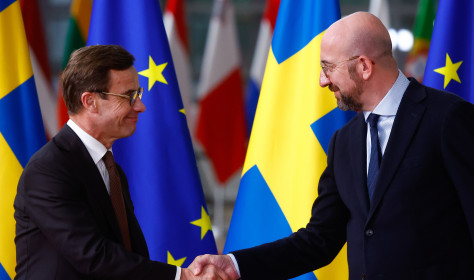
[107,66,139,92]
[320,23,349,62]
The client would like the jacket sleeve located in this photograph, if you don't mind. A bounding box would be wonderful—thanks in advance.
[441,99,474,252]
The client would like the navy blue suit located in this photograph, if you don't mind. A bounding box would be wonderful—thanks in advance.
[14,125,176,280]
[232,79,474,279]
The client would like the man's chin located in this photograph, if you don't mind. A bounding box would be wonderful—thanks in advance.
[336,100,351,111]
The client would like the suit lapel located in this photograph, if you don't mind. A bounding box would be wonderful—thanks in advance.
[368,80,427,219]
[350,113,371,215]
[54,126,123,242]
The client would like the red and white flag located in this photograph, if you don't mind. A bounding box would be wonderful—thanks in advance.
[195,0,247,185]
[20,0,58,139]
[245,0,280,136]
[164,0,196,131]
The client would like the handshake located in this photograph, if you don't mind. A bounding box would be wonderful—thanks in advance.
[181,254,240,280]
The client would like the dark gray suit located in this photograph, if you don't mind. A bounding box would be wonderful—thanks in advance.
[14,125,176,279]
[233,79,474,279]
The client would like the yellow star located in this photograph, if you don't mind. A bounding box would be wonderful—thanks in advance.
[167,251,186,267]
[190,206,212,240]
[433,53,462,89]
[179,108,186,115]
[138,56,168,91]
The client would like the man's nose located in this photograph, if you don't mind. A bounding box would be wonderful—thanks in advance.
[133,97,146,113]
[319,70,330,88]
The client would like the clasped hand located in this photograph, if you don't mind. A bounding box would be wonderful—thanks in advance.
[181,254,240,280]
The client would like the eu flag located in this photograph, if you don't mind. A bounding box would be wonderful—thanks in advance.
[87,0,217,266]
[224,0,353,279]
[0,1,46,279]
[423,0,474,103]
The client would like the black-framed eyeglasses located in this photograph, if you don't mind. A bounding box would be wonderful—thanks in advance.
[101,87,143,106]
[320,56,360,77]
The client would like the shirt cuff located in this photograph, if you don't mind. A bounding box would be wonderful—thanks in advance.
[227,253,241,278]
[175,266,181,280]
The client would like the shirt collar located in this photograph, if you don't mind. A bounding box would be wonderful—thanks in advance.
[67,119,110,164]
[364,70,410,121]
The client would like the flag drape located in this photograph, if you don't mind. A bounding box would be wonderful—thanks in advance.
[224,1,354,279]
[87,0,217,266]
[57,0,92,129]
[245,0,280,137]
[195,0,247,184]
[0,1,46,279]
[423,0,473,103]
[164,0,195,132]
[20,0,57,139]
[404,0,436,82]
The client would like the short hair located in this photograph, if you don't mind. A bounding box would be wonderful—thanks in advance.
[61,45,135,114]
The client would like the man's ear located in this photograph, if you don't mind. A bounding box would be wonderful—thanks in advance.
[358,55,374,80]
[81,92,98,113]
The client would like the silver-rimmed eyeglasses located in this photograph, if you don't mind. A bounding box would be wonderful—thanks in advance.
[320,56,360,77]
[102,87,143,106]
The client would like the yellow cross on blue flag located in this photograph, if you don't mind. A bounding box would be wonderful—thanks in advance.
[87,0,217,266]
[0,0,46,279]
[423,0,474,103]
[224,0,354,279]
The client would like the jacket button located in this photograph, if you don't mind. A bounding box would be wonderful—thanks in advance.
[361,273,366,279]
[365,229,374,237]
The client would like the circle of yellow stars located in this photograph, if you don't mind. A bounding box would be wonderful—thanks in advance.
[433,53,463,89]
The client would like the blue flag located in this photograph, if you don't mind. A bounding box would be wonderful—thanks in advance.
[87,0,217,266]
[423,0,474,103]
[224,1,353,279]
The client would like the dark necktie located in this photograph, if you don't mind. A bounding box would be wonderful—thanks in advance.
[103,151,132,251]
[367,113,381,200]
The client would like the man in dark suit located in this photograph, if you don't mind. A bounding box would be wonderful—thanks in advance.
[190,12,474,280]
[14,45,223,280]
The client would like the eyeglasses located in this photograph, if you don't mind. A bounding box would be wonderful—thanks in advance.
[101,87,143,106]
[320,56,360,77]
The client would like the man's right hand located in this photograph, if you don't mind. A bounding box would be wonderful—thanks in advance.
[188,254,240,280]
[181,263,233,280]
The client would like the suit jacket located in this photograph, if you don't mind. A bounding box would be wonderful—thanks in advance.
[14,125,176,280]
[232,79,474,280]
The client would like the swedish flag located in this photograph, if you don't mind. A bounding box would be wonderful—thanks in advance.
[224,1,354,279]
[0,0,46,279]
[423,0,474,103]
[87,0,217,267]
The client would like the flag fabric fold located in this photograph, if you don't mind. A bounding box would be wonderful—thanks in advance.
[20,0,58,139]
[245,0,280,136]
[403,0,435,82]
[164,0,195,132]
[224,1,354,279]
[195,0,247,184]
[423,0,473,103]
[57,0,92,130]
[87,0,217,266]
[0,1,46,279]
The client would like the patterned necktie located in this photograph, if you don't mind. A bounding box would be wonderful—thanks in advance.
[367,113,381,201]
[103,151,132,251]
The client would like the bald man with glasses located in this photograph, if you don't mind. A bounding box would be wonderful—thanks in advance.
[190,12,474,280]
